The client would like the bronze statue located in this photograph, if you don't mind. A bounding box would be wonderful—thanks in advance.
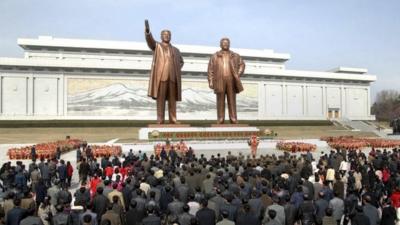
[144,20,184,124]
[208,38,245,124]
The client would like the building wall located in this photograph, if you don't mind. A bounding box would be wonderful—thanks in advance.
[0,71,374,120]
[0,72,64,117]
[258,80,371,120]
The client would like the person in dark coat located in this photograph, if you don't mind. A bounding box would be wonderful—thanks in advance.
[20,208,43,225]
[176,177,190,203]
[168,196,184,217]
[169,148,177,163]
[126,200,144,225]
[57,185,72,205]
[178,204,195,225]
[6,198,27,225]
[283,195,297,225]
[321,181,334,201]
[31,145,36,161]
[132,190,147,221]
[80,204,98,225]
[57,160,68,186]
[35,179,48,207]
[351,205,371,225]
[322,208,337,225]
[380,198,396,225]
[362,195,380,225]
[314,192,328,223]
[79,158,91,183]
[344,190,358,219]
[77,149,82,162]
[142,205,161,225]
[160,148,167,161]
[333,174,345,200]
[160,186,174,213]
[101,204,121,225]
[236,204,260,225]
[297,194,316,225]
[93,187,110,223]
[196,199,216,225]
[248,191,263,219]
[74,186,91,207]
[302,178,315,201]
[82,214,93,225]
[56,146,62,160]
[14,169,27,190]
[219,196,238,222]
[52,204,72,225]
[263,209,280,225]
[121,181,132,211]
[40,163,51,187]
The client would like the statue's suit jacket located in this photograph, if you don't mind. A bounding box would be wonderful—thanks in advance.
[208,50,245,94]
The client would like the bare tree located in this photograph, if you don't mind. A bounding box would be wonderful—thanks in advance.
[371,89,400,121]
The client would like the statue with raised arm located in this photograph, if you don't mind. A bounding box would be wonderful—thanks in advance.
[144,20,184,124]
[207,38,245,124]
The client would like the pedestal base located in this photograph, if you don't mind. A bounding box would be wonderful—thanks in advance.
[147,124,191,128]
[139,126,261,140]
[211,124,249,127]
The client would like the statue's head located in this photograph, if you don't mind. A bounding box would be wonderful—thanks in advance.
[220,37,230,51]
[161,30,171,44]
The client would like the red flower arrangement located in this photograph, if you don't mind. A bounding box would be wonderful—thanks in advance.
[91,145,122,158]
[276,141,317,152]
[321,136,400,150]
[7,139,83,160]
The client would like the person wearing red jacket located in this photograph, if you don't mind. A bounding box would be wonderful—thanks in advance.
[90,175,101,197]
[391,187,400,208]
[119,166,127,181]
[382,166,390,184]
[66,161,73,187]
[105,164,114,179]
[382,166,391,184]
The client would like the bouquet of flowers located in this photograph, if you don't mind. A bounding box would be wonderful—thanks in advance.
[91,145,122,158]
[276,141,317,152]
[7,138,83,160]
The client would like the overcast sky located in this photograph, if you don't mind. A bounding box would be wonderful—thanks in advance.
[0,0,399,100]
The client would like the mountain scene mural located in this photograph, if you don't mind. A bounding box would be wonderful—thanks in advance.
[67,80,258,117]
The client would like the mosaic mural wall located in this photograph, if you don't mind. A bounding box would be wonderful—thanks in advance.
[67,77,258,119]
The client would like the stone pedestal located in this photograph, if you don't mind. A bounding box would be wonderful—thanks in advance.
[139,125,260,140]
[147,124,191,128]
[211,124,249,127]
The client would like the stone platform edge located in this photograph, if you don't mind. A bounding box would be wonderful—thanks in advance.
[139,126,260,140]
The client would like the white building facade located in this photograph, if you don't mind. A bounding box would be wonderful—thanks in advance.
[0,36,376,121]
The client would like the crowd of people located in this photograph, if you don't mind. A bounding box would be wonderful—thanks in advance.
[0,140,399,225]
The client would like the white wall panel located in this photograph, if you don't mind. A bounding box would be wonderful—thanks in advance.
[346,88,367,117]
[265,84,283,116]
[2,77,27,115]
[287,85,303,116]
[33,78,58,115]
[327,87,341,108]
[307,86,323,116]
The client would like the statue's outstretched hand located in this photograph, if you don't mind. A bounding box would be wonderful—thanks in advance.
[145,20,150,33]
